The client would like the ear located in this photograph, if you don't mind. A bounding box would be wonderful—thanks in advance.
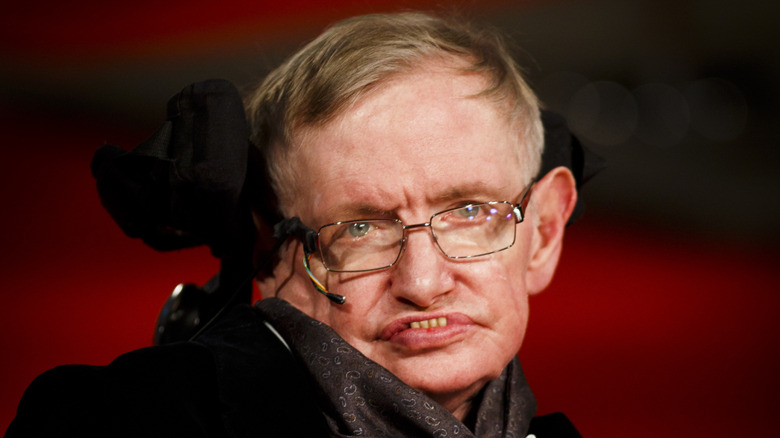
[525,166,578,295]
[251,225,321,307]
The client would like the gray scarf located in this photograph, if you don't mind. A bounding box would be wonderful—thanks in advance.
[255,298,537,437]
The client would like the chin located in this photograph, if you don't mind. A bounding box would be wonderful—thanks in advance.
[386,355,501,401]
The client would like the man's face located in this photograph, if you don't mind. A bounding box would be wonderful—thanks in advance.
[277,62,539,410]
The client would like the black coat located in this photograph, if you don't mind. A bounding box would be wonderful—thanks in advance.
[6,305,580,438]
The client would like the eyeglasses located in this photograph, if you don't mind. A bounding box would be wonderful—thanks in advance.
[306,183,534,273]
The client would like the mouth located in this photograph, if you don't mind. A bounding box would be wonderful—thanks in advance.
[409,317,448,329]
[380,313,471,348]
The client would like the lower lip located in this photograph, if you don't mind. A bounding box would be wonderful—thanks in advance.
[388,323,471,350]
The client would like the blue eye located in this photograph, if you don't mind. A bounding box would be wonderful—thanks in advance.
[348,222,372,237]
[455,205,481,220]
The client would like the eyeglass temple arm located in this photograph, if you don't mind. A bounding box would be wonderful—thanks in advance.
[273,217,346,305]
[514,182,535,222]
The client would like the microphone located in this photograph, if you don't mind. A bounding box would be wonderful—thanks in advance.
[322,291,347,305]
[302,252,346,305]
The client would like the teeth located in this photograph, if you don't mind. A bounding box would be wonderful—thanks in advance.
[409,317,447,329]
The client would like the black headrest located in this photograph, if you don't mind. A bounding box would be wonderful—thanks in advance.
[91,79,256,259]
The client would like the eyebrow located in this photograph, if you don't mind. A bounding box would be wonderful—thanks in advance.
[432,181,508,203]
[331,204,392,221]
[314,200,394,226]
[318,181,513,225]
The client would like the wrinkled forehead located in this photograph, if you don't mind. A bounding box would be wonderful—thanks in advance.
[288,59,523,161]
[289,55,519,140]
[284,65,525,222]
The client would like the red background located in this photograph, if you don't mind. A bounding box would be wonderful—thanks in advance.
[3,102,779,438]
[2,1,779,436]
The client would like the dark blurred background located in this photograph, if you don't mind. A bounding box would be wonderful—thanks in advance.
[1,0,778,436]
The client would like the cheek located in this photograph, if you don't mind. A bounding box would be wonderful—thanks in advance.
[498,292,530,353]
[472,245,530,301]
[473,250,532,348]
[327,309,369,348]
[320,271,390,342]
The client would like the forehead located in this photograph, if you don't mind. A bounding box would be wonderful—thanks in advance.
[290,64,524,223]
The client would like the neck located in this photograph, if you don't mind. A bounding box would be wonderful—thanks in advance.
[427,384,484,422]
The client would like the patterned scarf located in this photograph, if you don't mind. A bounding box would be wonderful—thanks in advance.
[255,298,537,437]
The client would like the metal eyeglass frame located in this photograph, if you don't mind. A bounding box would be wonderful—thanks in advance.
[272,182,534,304]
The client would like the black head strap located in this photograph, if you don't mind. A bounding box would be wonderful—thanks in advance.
[539,109,605,225]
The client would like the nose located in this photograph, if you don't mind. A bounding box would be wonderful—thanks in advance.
[388,224,455,307]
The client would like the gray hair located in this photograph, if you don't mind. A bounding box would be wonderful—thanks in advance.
[245,12,543,215]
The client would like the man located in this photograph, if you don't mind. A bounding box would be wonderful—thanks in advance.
[8,12,588,437]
